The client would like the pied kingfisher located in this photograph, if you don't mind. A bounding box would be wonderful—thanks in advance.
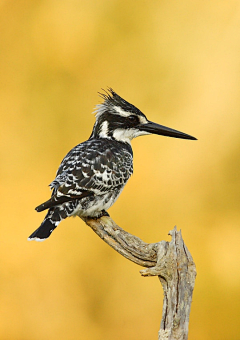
[28,88,196,241]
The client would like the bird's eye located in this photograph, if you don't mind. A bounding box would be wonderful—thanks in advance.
[128,115,138,123]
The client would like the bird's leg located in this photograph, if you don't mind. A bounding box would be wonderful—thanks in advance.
[100,210,110,217]
[91,210,109,219]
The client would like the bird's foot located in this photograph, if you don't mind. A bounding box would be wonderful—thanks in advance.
[94,210,109,219]
[101,210,109,217]
[82,210,110,223]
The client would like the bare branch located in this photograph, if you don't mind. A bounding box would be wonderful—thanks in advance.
[81,216,196,340]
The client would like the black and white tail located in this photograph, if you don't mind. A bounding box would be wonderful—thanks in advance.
[28,219,59,241]
[28,208,63,241]
[29,199,79,241]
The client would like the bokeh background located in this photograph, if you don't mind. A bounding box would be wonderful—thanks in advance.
[1,1,240,339]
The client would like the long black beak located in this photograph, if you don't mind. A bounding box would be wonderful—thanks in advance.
[138,121,197,140]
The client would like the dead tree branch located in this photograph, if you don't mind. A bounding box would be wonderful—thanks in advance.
[81,215,196,340]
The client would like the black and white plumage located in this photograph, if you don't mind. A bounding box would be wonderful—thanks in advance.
[28,88,196,241]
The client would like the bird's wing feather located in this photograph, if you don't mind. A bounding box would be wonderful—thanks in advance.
[36,139,133,212]
[35,190,93,212]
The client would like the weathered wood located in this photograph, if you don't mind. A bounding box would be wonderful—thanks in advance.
[81,216,196,340]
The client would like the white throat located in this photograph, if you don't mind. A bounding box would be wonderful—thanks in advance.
[113,128,150,144]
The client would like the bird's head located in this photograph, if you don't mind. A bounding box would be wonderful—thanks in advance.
[90,88,197,143]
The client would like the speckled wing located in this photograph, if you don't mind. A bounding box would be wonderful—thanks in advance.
[35,139,133,212]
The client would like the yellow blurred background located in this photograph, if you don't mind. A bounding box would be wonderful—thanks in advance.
[1,0,240,339]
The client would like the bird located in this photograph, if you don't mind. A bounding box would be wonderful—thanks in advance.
[28,88,197,241]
